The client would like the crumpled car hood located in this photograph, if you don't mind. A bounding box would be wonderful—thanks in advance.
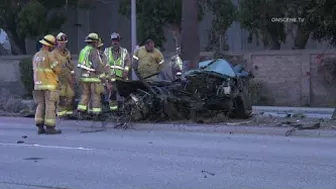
[184,59,237,78]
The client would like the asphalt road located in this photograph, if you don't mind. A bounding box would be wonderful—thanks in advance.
[0,117,336,189]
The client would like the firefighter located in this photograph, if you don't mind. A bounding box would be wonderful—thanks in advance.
[132,39,164,80]
[76,33,105,118]
[52,32,75,118]
[88,37,108,114]
[103,32,131,112]
[32,34,62,134]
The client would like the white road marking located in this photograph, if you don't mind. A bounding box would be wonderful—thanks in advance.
[0,142,93,151]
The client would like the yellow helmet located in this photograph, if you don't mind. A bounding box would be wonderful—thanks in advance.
[56,32,68,43]
[39,34,56,47]
[98,38,103,47]
[85,33,99,42]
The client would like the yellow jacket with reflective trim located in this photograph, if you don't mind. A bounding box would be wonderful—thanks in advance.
[51,48,74,85]
[78,46,104,83]
[33,49,61,91]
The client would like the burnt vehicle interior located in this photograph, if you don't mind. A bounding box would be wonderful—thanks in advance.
[114,59,253,123]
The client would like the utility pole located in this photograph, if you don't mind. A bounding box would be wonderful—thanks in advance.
[131,0,138,80]
[131,0,137,54]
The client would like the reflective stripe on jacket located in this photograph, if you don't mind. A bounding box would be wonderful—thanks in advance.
[104,47,129,78]
[78,45,100,82]
[78,45,93,69]
[33,49,61,91]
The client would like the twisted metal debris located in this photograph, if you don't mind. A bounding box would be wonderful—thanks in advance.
[114,59,254,124]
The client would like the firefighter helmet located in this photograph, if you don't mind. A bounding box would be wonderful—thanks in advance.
[85,33,99,42]
[39,34,56,47]
[111,32,120,40]
[56,32,68,43]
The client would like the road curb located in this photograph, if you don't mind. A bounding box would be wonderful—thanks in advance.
[253,106,334,114]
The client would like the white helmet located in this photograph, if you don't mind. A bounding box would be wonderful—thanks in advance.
[111,32,120,40]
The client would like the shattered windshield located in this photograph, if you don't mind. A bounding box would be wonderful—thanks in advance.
[199,59,237,78]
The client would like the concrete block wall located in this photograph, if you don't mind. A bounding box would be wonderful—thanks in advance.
[1,50,336,107]
[244,50,336,107]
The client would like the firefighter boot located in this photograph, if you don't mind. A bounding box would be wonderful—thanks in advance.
[45,126,62,135]
[36,124,46,135]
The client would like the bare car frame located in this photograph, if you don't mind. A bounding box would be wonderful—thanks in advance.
[114,59,253,123]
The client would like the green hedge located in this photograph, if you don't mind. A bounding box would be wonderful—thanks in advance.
[19,57,34,98]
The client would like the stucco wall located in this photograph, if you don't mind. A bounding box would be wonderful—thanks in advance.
[1,50,336,107]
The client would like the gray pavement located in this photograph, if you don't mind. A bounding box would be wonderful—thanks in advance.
[0,117,336,189]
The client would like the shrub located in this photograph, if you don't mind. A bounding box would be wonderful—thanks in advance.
[0,88,28,113]
[19,57,34,98]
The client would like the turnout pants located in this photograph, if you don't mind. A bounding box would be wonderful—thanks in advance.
[77,82,102,114]
[109,78,126,111]
[33,90,59,127]
[87,83,105,113]
[109,87,122,111]
[57,83,75,117]
[109,86,120,111]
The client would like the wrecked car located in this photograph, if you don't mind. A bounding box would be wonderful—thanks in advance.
[115,59,253,122]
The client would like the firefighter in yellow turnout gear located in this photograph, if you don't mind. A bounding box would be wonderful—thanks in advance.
[87,37,108,113]
[32,34,62,134]
[77,33,105,117]
[52,32,76,118]
[104,32,131,111]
